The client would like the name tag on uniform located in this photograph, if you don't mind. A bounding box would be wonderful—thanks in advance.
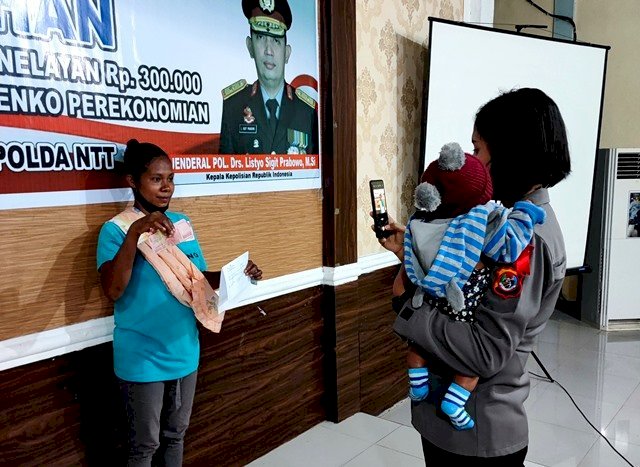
[239,124,257,134]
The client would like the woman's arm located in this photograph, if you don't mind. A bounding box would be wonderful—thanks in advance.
[203,260,262,291]
[392,264,413,297]
[99,231,140,301]
[99,212,175,301]
[371,213,406,260]
[394,234,564,378]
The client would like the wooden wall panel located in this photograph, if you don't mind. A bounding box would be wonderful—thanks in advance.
[357,267,407,416]
[0,287,325,466]
[0,265,409,465]
[185,286,325,465]
[324,265,408,422]
[320,0,357,267]
[0,344,124,466]
[171,190,322,274]
[319,0,359,423]
[0,190,321,341]
[323,282,361,422]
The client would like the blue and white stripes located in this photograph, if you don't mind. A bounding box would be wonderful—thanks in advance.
[441,382,475,430]
[404,201,546,310]
[484,201,547,261]
[408,367,430,401]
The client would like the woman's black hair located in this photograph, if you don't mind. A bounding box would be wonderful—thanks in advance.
[119,139,168,182]
[474,88,571,204]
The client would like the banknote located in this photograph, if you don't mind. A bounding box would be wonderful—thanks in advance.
[146,219,195,253]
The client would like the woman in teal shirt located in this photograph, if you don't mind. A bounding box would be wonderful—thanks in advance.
[97,139,262,466]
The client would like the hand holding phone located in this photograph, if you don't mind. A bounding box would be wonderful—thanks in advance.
[370,179,392,238]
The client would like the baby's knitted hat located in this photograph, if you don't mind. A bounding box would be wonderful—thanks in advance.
[415,142,493,218]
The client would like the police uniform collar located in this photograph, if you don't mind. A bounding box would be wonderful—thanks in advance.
[251,80,289,100]
[259,82,285,108]
[524,187,549,206]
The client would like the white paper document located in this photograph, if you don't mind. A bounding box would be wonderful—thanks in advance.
[216,251,252,312]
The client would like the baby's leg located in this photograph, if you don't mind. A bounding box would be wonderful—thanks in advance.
[407,345,429,401]
[441,374,479,431]
[454,374,479,392]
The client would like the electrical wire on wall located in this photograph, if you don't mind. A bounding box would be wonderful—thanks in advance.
[526,0,577,41]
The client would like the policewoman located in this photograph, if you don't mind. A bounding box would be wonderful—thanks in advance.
[219,0,318,155]
[378,88,570,465]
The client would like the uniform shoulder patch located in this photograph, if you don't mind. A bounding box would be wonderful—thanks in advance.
[222,79,248,100]
[295,88,317,109]
[492,266,522,299]
[491,245,534,300]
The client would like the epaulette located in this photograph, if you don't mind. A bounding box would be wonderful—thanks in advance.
[295,88,317,109]
[221,79,248,100]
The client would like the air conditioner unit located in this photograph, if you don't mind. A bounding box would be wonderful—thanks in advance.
[597,148,640,330]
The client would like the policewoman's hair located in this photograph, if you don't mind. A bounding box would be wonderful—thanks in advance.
[121,139,169,182]
[474,88,571,204]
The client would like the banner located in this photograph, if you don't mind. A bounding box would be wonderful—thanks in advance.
[0,0,320,209]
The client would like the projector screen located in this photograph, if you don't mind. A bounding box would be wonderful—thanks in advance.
[423,19,608,270]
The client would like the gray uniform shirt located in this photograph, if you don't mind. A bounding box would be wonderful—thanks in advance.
[393,188,566,457]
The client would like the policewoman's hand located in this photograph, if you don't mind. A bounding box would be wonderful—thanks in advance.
[370,211,405,259]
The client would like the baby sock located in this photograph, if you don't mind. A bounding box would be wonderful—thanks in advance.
[440,382,475,430]
[408,368,429,401]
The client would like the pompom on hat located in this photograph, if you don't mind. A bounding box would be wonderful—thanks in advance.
[415,142,493,218]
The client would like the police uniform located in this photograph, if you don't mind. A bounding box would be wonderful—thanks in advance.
[219,79,318,155]
[393,188,567,458]
[218,0,318,155]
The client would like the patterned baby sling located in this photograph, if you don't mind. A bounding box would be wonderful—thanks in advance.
[111,208,224,333]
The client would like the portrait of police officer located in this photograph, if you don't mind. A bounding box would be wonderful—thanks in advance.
[219,0,318,155]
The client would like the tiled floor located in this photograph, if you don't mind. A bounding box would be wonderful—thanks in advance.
[248,312,640,466]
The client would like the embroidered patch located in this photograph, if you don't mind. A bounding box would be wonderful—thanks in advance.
[221,79,247,100]
[492,266,522,299]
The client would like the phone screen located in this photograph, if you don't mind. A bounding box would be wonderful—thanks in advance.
[372,187,387,215]
[370,180,390,238]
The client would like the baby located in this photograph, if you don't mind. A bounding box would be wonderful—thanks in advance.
[403,142,546,430]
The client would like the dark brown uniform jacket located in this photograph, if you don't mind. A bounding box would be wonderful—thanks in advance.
[219,80,317,155]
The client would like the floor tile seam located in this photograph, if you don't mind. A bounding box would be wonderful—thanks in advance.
[320,418,404,443]
[529,379,628,411]
[549,367,640,391]
[335,427,403,466]
[552,352,640,370]
[528,410,618,436]
[530,418,616,466]
[575,436,640,467]
[538,371,640,400]
[528,383,629,434]
[372,439,424,461]
[531,417,604,441]
[603,349,640,359]
[602,381,640,435]
[530,418,600,466]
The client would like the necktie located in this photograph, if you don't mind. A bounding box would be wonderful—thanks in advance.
[266,98,279,134]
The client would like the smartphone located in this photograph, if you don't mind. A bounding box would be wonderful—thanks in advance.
[370,179,391,238]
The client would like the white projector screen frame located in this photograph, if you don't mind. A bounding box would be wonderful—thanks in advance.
[422,19,608,270]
